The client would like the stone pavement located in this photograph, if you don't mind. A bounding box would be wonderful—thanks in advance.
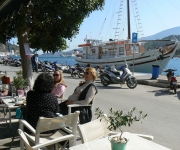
[0,64,180,149]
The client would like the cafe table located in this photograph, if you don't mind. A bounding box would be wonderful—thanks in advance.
[69,132,171,150]
[0,96,25,129]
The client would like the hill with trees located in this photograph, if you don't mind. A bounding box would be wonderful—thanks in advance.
[0,42,19,53]
[143,35,180,56]
[140,26,180,40]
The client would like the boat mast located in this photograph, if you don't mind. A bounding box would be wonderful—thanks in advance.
[127,0,131,39]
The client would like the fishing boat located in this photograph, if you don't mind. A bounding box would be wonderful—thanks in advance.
[75,1,180,73]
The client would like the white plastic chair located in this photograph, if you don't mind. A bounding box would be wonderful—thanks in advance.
[67,96,96,145]
[67,96,95,114]
[18,129,48,150]
[19,111,80,150]
[77,118,154,144]
[77,118,110,143]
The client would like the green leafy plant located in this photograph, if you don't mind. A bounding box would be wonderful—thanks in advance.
[95,107,147,143]
[13,70,28,89]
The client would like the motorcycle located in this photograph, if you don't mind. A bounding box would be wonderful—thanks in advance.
[100,65,137,89]
[71,64,85,78]
[14,59,21,67]
[43,61,55,72]
[164,69,177,94]
[95,65,104,77]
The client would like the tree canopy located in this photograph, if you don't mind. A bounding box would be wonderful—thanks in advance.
[0,0,105,53]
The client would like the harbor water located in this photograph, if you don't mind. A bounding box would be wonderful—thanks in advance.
[12,55,180,76]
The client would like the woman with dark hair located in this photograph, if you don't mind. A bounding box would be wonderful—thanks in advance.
[51,70,67,98]
[26,73,59,134]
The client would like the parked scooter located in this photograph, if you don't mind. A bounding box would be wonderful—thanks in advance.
[71,64,85,78]
[95,65,104,77]
[44,61,55,72]
[100,64,137,89]
[13,59,21,67]
[164,69,178,94]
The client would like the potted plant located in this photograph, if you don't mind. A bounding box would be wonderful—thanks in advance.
[13,70,28,90]
[95,107,147,150]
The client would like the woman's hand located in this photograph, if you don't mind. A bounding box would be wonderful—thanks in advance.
[66,100,74,105]
[79,81,85,86]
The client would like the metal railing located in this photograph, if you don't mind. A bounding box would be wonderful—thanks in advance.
[76,53,125,60]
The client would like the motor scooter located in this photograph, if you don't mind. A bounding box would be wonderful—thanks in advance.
[95,65,104,77]
[71,64,85,78]
[164,69,178,94]
[100,64,137,89]
[43,61,55,72]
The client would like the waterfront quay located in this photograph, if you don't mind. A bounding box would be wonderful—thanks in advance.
[0,64,180,150]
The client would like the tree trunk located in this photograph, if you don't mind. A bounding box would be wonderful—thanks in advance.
[17,29,34,89]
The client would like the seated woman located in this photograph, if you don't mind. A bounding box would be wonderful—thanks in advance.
[59,67,98,124]
[51,70,67,98]
[26,73,59,134]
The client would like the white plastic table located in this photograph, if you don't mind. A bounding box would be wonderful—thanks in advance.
[0,96,25,128]
[70,132,171,150]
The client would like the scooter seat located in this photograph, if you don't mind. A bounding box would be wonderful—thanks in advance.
[107,69,120,76]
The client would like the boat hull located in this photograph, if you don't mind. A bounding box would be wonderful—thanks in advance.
[75,42,180,74]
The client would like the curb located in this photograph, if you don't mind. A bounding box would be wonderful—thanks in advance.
[137,79,169,88]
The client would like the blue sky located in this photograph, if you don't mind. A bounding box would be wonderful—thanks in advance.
[10,0,180,53]
[66,0,180,51]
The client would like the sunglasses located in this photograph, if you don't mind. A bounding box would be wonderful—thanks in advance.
[53,74,60,77]
[84,72,91,75]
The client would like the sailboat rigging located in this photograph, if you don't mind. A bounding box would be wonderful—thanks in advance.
[75,0,180,73]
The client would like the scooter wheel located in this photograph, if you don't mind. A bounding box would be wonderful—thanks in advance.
[71,72,77,78]
[100,77,109,86]
[126,78,137,89]
[78,72,84,78]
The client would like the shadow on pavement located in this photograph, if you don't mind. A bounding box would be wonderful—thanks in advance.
[64,75,76,79]
[0,122,19,139]
[147,89,177,97]
[96,85,128,89]
[0,121,20,149]
[0,138,20,150]
[176,91,180,100]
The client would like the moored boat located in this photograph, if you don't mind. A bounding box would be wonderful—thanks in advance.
[75,39,180,73]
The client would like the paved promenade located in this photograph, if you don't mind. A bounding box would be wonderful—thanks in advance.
[1,63,179,88]
[0,64,180,149]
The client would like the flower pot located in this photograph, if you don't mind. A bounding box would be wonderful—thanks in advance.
[109,136,127,150]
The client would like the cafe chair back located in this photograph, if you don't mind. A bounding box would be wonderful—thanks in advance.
[18,129,42,150]
[67,95,96,115]
[77,117,154,144]
[19,111,80,150]
[77,118,110,143]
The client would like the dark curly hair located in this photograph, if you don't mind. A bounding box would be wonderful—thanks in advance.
[33,73,54,93]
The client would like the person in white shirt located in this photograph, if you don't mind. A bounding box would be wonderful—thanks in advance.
[34,54,39,73]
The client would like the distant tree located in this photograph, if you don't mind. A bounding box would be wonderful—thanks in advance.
[0,0,105,88]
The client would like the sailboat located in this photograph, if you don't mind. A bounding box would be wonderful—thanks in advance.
[75,0,180,73]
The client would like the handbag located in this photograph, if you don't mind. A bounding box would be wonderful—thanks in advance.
[15,108,23,119]
[79,106,92,124]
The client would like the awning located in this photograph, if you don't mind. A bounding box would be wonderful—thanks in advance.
[0,0,30,22]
